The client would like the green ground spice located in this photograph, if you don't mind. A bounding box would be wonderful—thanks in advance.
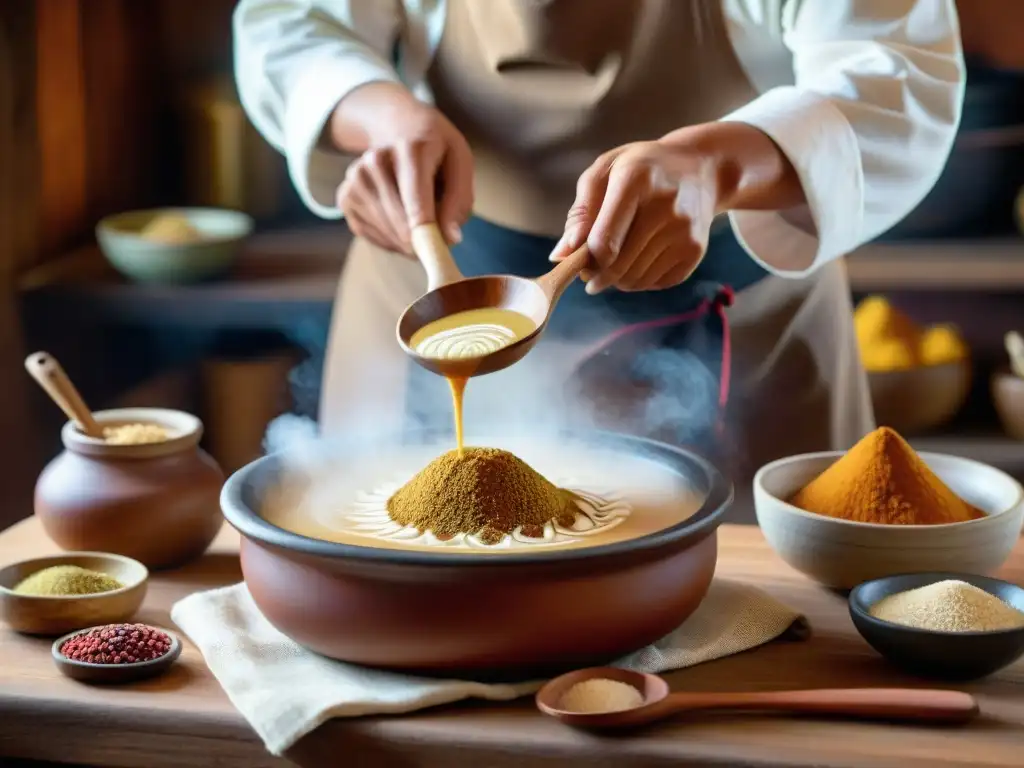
[12,565,124,596]
[386,447,576,540]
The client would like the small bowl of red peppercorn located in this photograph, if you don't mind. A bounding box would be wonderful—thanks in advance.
[51,622,181,684]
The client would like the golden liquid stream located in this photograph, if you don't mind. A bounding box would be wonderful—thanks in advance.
[411,308,537,456]
[448,375,468,456]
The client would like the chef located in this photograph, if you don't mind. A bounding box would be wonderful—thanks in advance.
[234,0,964,497]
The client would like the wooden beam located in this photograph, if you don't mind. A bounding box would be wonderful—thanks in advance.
[0,0,45,527]
[35,0,89,258]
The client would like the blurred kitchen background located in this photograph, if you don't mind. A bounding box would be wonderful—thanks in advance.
[0,0,1022,526]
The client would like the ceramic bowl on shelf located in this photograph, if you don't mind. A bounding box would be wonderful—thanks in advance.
[868,360,972,435]
[0,552,147,635]
[96,207,253,285]
[221,429,733,678]
[991,368,1024,441]
[35,408,225,570]
[753,451,1024,590]
[849,573,1024,681]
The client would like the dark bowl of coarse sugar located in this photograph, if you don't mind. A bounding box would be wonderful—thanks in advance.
[52,622,182,684]
[849,572,1024,681]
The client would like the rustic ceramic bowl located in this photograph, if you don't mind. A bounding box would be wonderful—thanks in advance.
[754,451,1024,590]
[97,207,253,284]
[35,408,225,570]
[222,430,732,678]
[850,572,1024,681]
[868,361,971,435]
[0,552,147,635]
[992,367,1024,441]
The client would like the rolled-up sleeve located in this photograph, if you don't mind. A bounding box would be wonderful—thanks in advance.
[234,0,403,218]
[722,0,965,276]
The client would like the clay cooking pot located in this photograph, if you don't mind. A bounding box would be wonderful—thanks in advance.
[35,408,225,570]
[222,430,732,677]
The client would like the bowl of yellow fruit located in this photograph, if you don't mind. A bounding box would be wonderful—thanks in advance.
[855,296,971,434]
[96,207,253,285]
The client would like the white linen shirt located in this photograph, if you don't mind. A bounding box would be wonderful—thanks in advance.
[233,0,965,277]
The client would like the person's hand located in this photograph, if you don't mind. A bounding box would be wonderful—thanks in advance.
[550,139,719,294]
[332,88,473,255]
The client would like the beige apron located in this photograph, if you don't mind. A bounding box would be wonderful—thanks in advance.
[320,0,875,517]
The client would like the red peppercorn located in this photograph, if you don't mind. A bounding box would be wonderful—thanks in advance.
[60,623,172,665]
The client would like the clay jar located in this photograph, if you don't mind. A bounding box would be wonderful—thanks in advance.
[35,408,225,570]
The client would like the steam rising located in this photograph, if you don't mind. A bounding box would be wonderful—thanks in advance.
[265,306,725,464]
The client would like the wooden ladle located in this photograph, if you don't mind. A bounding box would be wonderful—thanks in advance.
[24,351,104,438]
[396,223,591,379]
[535,668,979,731]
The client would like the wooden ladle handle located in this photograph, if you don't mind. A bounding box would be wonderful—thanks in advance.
[664,688,978,724]
[1005,331,1024,380]
[411,224,464,292]
[536,244,592,303]
[24,352,103,438]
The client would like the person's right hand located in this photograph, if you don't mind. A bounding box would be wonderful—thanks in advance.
[332,87,473,255]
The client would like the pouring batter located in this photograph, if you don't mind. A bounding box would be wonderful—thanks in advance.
[234,0,964,515]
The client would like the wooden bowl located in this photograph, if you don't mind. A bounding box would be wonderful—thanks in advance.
[0,552,148,635]
[868,361,971,435]
[52,624,182,684]
[754,451,1024,590]
[221,430,733,677]
[850,573,1024,681]
[992,368,1024,440]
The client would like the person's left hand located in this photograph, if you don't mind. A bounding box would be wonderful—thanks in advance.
[550,139,720,294]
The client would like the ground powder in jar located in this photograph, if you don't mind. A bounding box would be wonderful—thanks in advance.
[12,565,123,596]
[386,447,576,543]
[558,678,646,714]
[870,580,1024,632]
[60,624,173,664]
[103,423,169,445]
[789,427,984,525]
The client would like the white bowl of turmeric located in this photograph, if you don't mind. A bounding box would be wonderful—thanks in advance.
[753,427,1024,590]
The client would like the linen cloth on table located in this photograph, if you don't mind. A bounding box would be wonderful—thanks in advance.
[172,579,809,755]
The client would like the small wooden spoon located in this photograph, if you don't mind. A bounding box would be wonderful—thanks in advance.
[24,351,104,438]
[535,668,979,730]
[397,223,591,379]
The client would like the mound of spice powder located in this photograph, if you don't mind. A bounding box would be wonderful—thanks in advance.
[386,447,576,543]
[60,624,173,665]
[789,427,984,525]
[13,565,123,596]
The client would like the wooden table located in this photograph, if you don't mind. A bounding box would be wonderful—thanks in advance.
[1,518,1022,768]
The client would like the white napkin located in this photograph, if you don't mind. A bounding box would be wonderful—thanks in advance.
[172,579,808,756]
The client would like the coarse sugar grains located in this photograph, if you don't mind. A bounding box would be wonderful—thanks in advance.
[60,624,173,665]
[103,423,169,445]
[558,678,646,714]
[869,580,1024,633]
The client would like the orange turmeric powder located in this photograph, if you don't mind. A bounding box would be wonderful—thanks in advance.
[789,427,985,525]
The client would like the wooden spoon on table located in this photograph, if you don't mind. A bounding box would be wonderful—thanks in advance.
[24,352,104,438]
[397,223,592,379]
[536,668,979,730]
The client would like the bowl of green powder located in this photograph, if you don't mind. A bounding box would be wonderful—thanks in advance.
[0,552,148,635]
[849,572,1024,681]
